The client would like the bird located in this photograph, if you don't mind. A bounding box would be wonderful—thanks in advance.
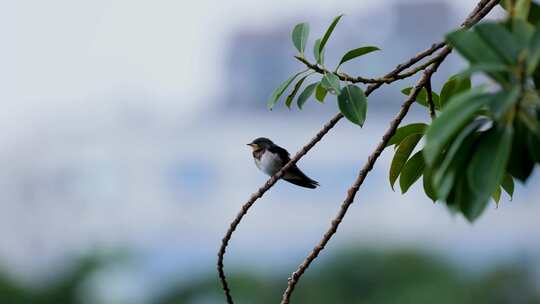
[247,137,319,189]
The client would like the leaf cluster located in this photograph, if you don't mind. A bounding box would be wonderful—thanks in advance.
[267,15,380,127]
[266,3,540,222]
[389,2,540,221]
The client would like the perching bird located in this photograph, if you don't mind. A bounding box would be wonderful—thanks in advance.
[247,137,319,189]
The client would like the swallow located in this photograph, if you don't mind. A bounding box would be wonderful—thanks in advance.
[247,137,319,189]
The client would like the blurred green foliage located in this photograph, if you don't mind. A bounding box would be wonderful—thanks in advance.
[0,256,100,304]
[4,249,534,304]
[160,250,540,304]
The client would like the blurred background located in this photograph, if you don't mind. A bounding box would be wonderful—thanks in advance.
[1,0,540,303]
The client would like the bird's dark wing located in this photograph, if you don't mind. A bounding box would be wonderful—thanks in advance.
[283,165,319,189]
[268,143,319,189]
[267,144,291,163]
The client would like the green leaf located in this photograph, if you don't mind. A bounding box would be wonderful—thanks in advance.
[285,75,309,108]
[437,120,486,175]
[267,71,306,110]
[424,89,489,165]
[337,85,368,126]
[501,173,515,199]
[387,123,428,147]
[512,19,534,46]
[456,63,509,79]
[518,110,540,136]
[389,134,422,190]
[534,69,540,89]
[315,83,328,102]
[337,46,380,68]
[321,73,341,94]
[318,14,344,58]
[475,22,520,64]
[399,151,425,194]
[455,177,483,222]
[314,38,324,64]
[516,0,532,20]
[292,22,310,54]
[423,167,437,202]
[507,120,535,181]
[446,29,508,83]
[452,76,471,93]
[440,76,471,108]
[529,2,540,24]
[501,1,513,12]
[401,87,440,109]
[400,87,413,95]
[528,25,540,75]
[439,78,458,107]
[297,82,318,109]
[492,186,502,205]
[528,131,540,163]
[489,87,521,120]
[432,120,484,201]
[446,29,506,64]
[466,125,514,220]
[501,1,540,23]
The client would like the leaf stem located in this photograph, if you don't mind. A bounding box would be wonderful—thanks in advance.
[425,78,437,120]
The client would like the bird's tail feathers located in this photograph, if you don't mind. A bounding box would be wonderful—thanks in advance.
[283,171,319,189]
[284,177,319,189]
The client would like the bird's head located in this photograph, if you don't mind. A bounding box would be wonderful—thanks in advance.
[247,137,274,152]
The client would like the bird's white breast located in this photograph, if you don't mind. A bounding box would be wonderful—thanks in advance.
[255,151,282,176]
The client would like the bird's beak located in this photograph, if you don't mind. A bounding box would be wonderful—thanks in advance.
[247,143,258,150]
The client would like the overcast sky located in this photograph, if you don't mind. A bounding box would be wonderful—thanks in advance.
[0,0,482,139]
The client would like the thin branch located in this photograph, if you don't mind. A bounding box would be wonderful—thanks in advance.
[294,0,495,87]
[280,48,451,304]
[216,43,443,304]
[294,49,444,85]
[364,42,445,95]
[395,56,442,82]
[216,41,448,304]
[425,79,437,120]
[463,0,494,27]
[462,0,501,28]
[217,1,500,303]
[280,1,501,303]
[216,113,342,304]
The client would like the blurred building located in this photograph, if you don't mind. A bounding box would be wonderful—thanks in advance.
[223,2,455,113]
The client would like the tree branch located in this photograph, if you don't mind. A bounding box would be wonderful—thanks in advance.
[280,1,500,303]
[216,44,442,304]
[425,78,437,120]
[217,1,500,303]
[280,48,451,303]
[293,0,494,86]
[294,54,441,85]
[217,40,449,304]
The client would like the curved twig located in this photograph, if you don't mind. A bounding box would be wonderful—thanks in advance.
[217,41,442,304]
[217,1,499,303]
[280,1,500,303]
[280,47,451,304]
[216,113,342,304]
[294,53,443,85]
[294,0,493,86]
[294,0,493,85]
